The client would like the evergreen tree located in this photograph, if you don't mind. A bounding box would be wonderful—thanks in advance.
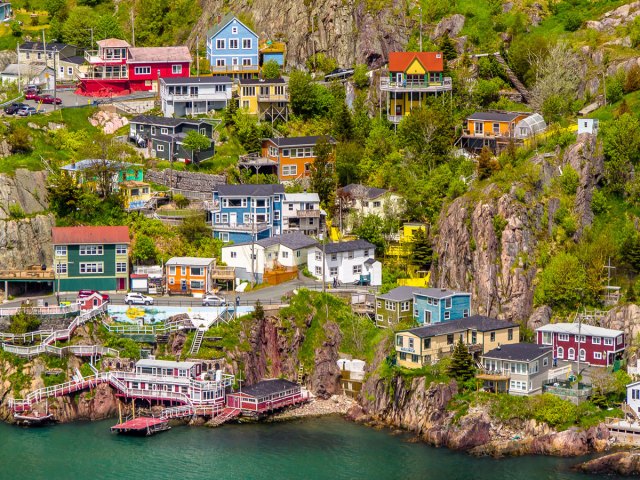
[477,146,496,180]
[253,300,265,321]
[447,339,475,381]
[332,101,354,141]
[309,137,337,208]
[223,98,238,127]
[439,33,457,61]
[627,282,637,303]
[410,228,433,270]
[622,233,640,272]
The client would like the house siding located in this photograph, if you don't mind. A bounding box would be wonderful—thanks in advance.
[413,293,471,324]
[536,330,625,367]
[207,17,259,78]
[55,243,128,292]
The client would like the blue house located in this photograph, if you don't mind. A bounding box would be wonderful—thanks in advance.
[413,288,471,325]
[211,184,284,243]
[206,13,259,79]
[0,3,11,22]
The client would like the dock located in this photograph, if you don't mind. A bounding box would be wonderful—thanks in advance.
[110,417,170,436]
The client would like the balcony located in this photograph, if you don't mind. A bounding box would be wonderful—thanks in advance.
[387,114,404,124]
[257,93,290,103]
[380,76,452,93]
[461,129,516,139]
[476,367,511,381]
[77,68,128,80]
[84,50,127,65]
[211,266,235,280]
[163,91,230,102]
[213,222,270,232]
[210,64,260,74]
[295,209,321,218]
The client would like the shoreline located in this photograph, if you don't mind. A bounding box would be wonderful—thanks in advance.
[267,395,357,422]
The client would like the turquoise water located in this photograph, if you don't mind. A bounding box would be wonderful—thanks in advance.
[0,416,622,479]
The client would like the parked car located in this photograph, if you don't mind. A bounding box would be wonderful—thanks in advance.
[324,67,355,82]
[17,106,38,116]
[24,84,40,93]
[35,94,62,105]
[24,91,39,100]
[202,294,226,307]
[125,292,154,305]
[4,102,27,115]
[77,290,110,302]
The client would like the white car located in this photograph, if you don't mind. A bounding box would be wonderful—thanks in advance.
[125,292,154,306]
[202,294,226,307]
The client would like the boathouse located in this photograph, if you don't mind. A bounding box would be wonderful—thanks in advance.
[226,379,304,413]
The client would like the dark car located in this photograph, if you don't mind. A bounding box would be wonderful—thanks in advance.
[17,106,38,116]
[324,67,355,82]
[77,290,110,302]
[36,94,62,105]
[4,103,27,115]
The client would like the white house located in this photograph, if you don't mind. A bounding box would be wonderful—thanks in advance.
[627,381,640,416]
[338,184,403,232]
[578,118,599,135]
[307,239,382,286]
[160,76,233,117]
[221,233,317,283]
[282,192,324,236]
[0,63,54,89]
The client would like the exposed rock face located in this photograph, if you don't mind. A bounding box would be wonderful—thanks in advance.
[145,169,226,193]
[89,109,129,135]
[527,306,552,331]
[0,214,55,270]
[310,321,341,399]
[0,169,49,217]
[190,0,410,68]
[576,452,640,475]
[602,303,640,341]
[585,1,640,32]
[432,14,465,39]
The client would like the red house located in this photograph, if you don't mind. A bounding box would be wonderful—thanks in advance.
[226,379,305,413]
[76,292,107,311]
[536,323,625,367]
[78,38,191,96]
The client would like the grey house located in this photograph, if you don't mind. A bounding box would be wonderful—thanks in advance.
[129,115,216,164]
[478,343,553,396]
[160,76,232,117]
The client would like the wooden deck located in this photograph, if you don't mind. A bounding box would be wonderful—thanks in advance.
[111,417,170,436]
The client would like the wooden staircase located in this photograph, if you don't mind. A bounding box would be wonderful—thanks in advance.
[189,328,206,355]
[493,53,531,103]
[622,403,640,422]
[297,363,304,385]
[208,407,241,426]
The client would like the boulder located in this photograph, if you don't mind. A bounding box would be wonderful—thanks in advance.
[577,452,640,475]
[528,305,552,331]
[432,14,465,39]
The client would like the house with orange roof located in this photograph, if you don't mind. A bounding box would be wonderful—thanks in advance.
[380,52,452,124]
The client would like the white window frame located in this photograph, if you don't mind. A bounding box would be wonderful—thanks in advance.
[134,66,151,75]
[353,265,362,275]
[55,245,67,256]
[229,38,239,49]
[242,38,252,49]
[116,244,127,255]
[79,245,103,256]
[216,58,226,67]
[329,267,338,276]
[231,26,238,34]
[160,127,169,135]
[594,352,602,360]
[604,338,613,346]
[216,39,225,49]
[592,336,601,345]
[190,280,204,290]
[156,144,165,152]
[116,262,127,273]
[190,267,203,277]
[558,333,569,341]
[79,262,104,274]
[56,263,67,274]
[172,64,182,74]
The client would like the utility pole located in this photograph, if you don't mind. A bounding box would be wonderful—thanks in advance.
[16,44,20,90]
[418,5,423,52]
[321,225,328,319]
[131,7,136,47]
[196,35,200,76]
[53,47,57,111]
[250,197,256,287]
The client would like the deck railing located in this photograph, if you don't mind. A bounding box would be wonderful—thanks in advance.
[0,303,79,318]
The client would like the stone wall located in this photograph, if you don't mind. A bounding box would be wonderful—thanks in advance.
[145,169,226,194]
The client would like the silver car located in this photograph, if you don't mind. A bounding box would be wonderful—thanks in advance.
[202,294,226,306]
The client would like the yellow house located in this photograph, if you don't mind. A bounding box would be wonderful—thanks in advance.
[121,181,151,210]
[395,315,519,369]
[238,77,289,122]
[386,223,427,258]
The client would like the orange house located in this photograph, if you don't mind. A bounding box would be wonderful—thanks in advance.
[460,111,530,154]
[165,257,215,296]
[262,136,336,182]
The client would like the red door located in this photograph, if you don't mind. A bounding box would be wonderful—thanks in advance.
[117,278,126,291]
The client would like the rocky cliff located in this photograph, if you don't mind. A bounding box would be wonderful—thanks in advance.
[190,0,410,68]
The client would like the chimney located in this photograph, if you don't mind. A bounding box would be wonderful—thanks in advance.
[217,15,221,24]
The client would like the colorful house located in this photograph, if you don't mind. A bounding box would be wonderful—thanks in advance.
[412,288,471,325]
[259,40,286,67]
[211,184,285,243]
[165,257,216,296]
[79,39,191,95]
[52,226,130,292]
[261,136,336,182]
[0,3,12,22]
[458,112,547,154]
[395,315,519,368]
[206,13,259,79]
[536,323,625,367]
[380,52,452,124]
[160,76,233,117]
[17,41,82,83]
[226,379,303,412]
[121,181,151,210]
[338,183,403,233]
[60,159,143,194]
[375,286,419,328]
[238,78,289,122]
[478,343,553,396]
[386,223,426,258]
[76,291,108,311]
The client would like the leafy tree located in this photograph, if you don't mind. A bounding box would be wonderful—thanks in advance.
[182,130,210,164]
[45,0,68,18]
[233,109,265,153]
[352,64,369,89]
[335,141,363,186]
[477,147,497,180]
[447,339,475,381]
[351,93,371,142]
[131,234,158,264]
[261,60,280,80]
[353,214,386,252]
[172,193,190,209]
[309,137,337,207]
[305,53,337,73]
[534,252,587,309]
[410,228,433,270]
[530,42,581,116]
[558,165,580,195]
[563,12,582,32]
[606,72,625,104]
[627,281,637,303]
[9,311,41,334]
[61,7,99,48]
[474,78,503,106]
[223,98,238,127]
[289,69,335,118]
[10,21,22,37]
[47,172,82,218]
[78,0,104,6]
[95,14,123,42]
[602,113,640,193]
[622,232,640,272]
[178,215,210,244]
[332,100,353,141]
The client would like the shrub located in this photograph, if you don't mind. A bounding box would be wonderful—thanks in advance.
[9,311,41,334]
[8,203,25,219]
[625,65,640,94]
[591,189,608,215]
[8,127,32,153]
[563,13,583,32]
[173,193,190,209]
[558,165,580,195]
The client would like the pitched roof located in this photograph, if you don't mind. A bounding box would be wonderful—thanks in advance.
[96,38,131,48]
[52,226,130,245]
[239,77,285,85]
[324,239,375,254]
[378,286,429,301]
[239,379,300,398]
[128,46,192,63]
[482,343,552,362]
[215,184,284,196]
[131,115,208,127]
[265,136,336,148]
[536,323,623,338]
[161,76,232,85]
[2,64,50,76]
[400,315,517,339]
[19,41,73,52]
[388,52,444,73]
[283,193,320,203]
[136,359,196,369]
[412,288,471,300]
[340,183,388,200]
[61,55,85,65]
[257,233,317,250]
[165,257,215,267]
[466,111,523,122]
[206,13,257,39]
[60,159,140,172]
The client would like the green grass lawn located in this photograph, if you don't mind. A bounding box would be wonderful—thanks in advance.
[591,90,640,123]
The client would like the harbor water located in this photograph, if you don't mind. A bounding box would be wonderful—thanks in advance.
[0,416,623,479]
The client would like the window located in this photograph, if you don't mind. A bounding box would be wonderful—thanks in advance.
[282,165,297,176]
[242,38,252,49]
[575,335,586,343]
[329,267,338,276]
[445,297,452,308]
[510,362,527,374]
[353,265,362,275]
[541,332,553,345]
[462,309,469,318]
[592,336,601,344]
[55,245,67,256]
[172,65,182,74]
[385,300,394,311]
[220,232,229,242]
[594,352,602,360]
[116,244,127,255]
[633,389,640,400]
[446,334,454,345]
[229,39,239,49]
[230,251,237,259]
[231,26,238,34]
[134,66,151,75]
[475,122,484,134]
[216,39,225,49]
[568,348,575,360]
[243,58,251,66]
[156,144,165,152]
[423,338,431,349]
[315,252,322,261]
[59,66,64,74]
[508,329,513,341]
[558,333,569,341]
[79,262,103,274]
[190,280,204,290]
[444,311,450,320]
[492,123,500,134]
[347,251,354,259]
[396,336,403,347]
[399,352,406,360]
[617,335,623,345]
[373,201,381,208]
[604,338,613,345]
[281,251,289,259]
[160,127,168,135]
[510,380,527,391]
[79,245,103,256]
[56,263,67,274]
[331,254,337,261]
[401,301,410,312]
[190,267,203,276]
[67,67,73,75]
[408,338,414,349]
[556,346,564,359]
[543,357,549,367]
[471,330,477,344]
[530,360,539,374]
[411,354,419,363]
[116,262,127,273]
[579,349,586,361]
[315,266,322,275]
[181,266,186,276]
[490,332,496,342]
[282,149,290,157]
[216,59,226,67]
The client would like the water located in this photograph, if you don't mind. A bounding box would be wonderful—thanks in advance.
[0,416,623,480]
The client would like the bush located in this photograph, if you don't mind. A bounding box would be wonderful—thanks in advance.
[558,165,580,195]
[625,65,640,94]
[9,311,41,334]
[563,13,583,32]
[173,193,190,209]
[8,203,25,219]
[8,127,32,153]
[591,189,608,215]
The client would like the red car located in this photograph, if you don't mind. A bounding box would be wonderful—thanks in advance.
[24,91,39,100]
[35,94,62,105]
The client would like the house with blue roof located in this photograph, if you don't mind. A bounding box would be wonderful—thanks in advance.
[211,184,284,243]
[413,288,471,325]
[206,13,259,79]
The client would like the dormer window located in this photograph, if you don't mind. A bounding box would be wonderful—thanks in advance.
[232,26,238,34]
[436,53,442,58]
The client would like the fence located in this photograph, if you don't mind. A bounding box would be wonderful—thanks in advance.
[263,266,299,286]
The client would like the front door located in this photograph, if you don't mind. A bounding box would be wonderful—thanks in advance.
[395,104,402,116]
[117,278,125,291]
[396,73,404,85]
[181,280,187,292]
[230,212,237,225]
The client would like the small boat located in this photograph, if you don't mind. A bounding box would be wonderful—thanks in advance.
[14,412,54,427]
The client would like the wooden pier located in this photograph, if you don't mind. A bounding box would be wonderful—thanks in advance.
[111,417,170,436]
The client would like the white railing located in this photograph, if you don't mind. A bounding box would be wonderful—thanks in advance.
[0,304,80,318]
[164,92,230,102]
[547,365,572,380]
[380,76,452,91]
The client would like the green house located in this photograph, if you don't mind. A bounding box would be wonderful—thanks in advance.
[52,225,130,293]
[60,159,144,191]
[375,286,418,328]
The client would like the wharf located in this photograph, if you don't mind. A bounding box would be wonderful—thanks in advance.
[111,417,170,436]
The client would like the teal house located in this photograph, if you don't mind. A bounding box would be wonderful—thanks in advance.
[413,288,471,325]
[0,3,12,22]
[60,159,144,192]
[52,225,130,293]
